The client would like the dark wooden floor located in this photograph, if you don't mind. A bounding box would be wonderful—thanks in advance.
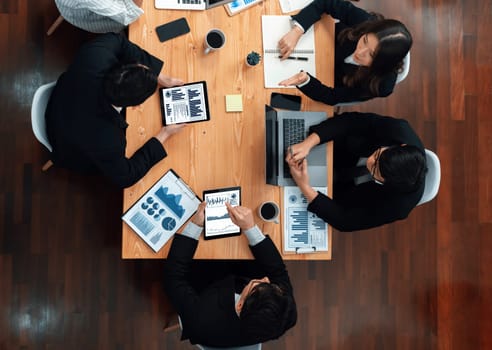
[1,0,491,349]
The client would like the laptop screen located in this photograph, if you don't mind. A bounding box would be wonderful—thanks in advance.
[265,105,278,184]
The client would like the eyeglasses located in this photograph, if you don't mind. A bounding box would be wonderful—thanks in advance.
[370,147,383,179]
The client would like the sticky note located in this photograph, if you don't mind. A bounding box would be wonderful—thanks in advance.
[225,94,243,112]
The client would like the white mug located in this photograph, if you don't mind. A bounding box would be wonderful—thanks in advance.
[204,29,226,54]
[257,201,280,224]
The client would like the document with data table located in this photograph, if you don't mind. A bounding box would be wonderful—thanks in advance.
[282,186,328,253]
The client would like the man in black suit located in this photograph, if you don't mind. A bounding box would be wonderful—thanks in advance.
[46,33,184,188]
[286,112,428,231]
[164,202,297,348]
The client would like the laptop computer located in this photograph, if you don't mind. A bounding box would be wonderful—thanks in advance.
[155,0,233,10]
[265,105,328,187]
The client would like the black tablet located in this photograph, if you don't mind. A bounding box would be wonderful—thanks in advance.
[159,81,211,125]
[203,187,241,240]
[270,92,301,111]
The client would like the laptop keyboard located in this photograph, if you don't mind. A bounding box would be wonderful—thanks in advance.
[283,118,305,178]
[179,0,202,3]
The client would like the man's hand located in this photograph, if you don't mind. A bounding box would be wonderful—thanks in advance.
[225,203,255,230]
[158,74,184,88]
[278,26,304,59]
[191,202,206,227]
[279,71,309,87]
[155,124,186,144]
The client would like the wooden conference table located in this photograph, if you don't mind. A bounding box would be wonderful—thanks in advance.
[122,0,334,260]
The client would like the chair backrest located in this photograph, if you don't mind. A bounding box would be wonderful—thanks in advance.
[31,81,56,152]
[334,52,411,107]
[417,149,441,206]
[173,316,262,350]
[396,52,411,84]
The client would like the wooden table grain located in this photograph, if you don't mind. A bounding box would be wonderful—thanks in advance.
[122,1,334,260]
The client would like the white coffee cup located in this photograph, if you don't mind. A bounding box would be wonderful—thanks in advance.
[204,29,226,54]
[258,201,280,224]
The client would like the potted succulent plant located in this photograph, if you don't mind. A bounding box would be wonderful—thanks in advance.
[246,51,261,67]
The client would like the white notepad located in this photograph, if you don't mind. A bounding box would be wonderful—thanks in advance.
[261,15,316,88]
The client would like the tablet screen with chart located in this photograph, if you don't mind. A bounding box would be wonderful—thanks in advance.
[159,81,210,125]
[203,187,241,240]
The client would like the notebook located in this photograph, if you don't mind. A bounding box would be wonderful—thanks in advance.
[265,105,328,187]
[261,15,316,88]
[155,0,233,10]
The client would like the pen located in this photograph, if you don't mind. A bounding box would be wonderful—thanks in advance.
[278,56,309,61]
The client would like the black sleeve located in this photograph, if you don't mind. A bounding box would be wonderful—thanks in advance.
[308,112,423,150]
[70,33,164,77]
[249,237,294,296]
[307,190,409,232]
[292,0,371,32]
[298,73,374,106]
[92,137,168,189]
[163,234,201,319]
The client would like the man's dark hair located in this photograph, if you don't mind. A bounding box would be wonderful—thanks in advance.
[240,283,297,342]
[378,145,427,192]
[103,63,158,107]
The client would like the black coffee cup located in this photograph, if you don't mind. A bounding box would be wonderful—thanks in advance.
[204,29,226,54]
[258,201,279,223]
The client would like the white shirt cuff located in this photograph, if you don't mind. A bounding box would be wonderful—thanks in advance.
[181,221,203,240]
[297,74,311,88]
[291,19,305,33]
[244,225,266,246]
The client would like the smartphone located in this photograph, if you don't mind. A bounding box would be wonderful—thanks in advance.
[270,92,302,111]
[156,18,190,42]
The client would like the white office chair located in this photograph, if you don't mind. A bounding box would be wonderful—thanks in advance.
[31,81,56,171]
[164,315,262,350]
[417,149,441,206]
[334,52,411,112]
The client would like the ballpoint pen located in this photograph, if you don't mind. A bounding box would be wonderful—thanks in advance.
[278,56,309,61]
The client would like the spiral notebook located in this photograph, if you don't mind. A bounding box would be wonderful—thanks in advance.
[261,15,316,88]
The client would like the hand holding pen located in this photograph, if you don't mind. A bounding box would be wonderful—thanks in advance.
[278,56,308,61]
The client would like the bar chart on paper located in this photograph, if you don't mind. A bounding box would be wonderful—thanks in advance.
[282,186,328,253]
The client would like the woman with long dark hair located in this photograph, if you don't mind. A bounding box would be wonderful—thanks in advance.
[278,0,412,105]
